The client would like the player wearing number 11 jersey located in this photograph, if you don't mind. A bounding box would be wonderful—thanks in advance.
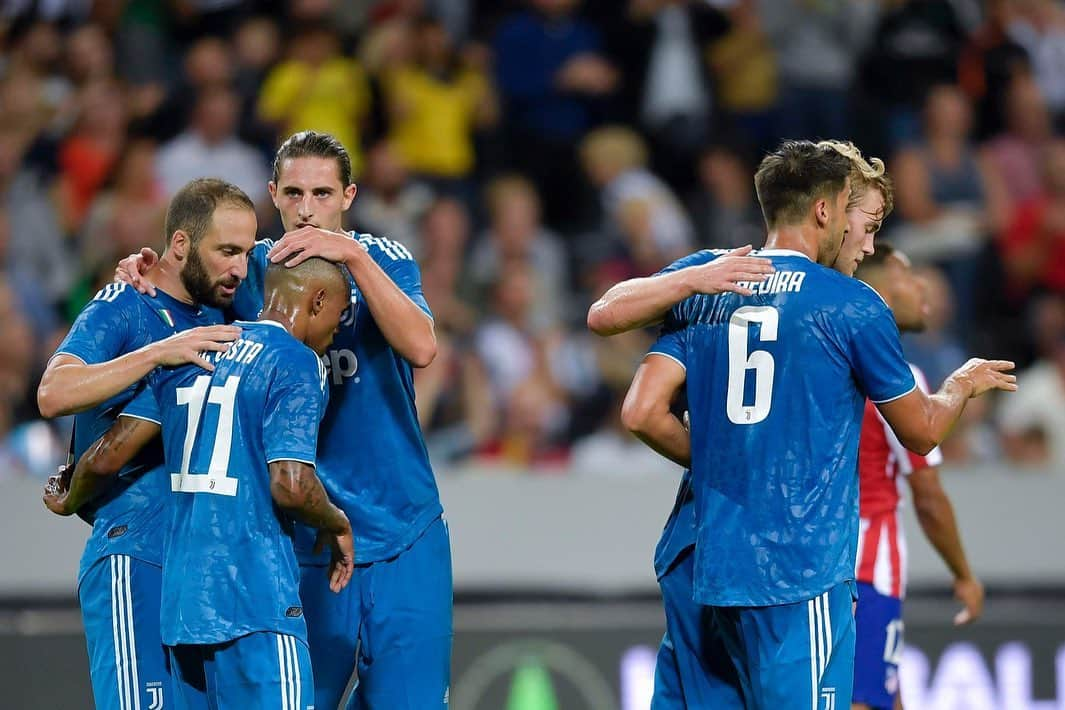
[120,258,354,709]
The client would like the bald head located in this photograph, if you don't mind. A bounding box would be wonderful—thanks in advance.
[263,257,350,355]
[265,257,348,302]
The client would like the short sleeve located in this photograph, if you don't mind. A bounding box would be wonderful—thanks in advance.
[360,235,433,318]
[54,283,138,364]
[648,330,688,372]
[120,382,162,426]
[845,290,917,403]
[263,349,328,465]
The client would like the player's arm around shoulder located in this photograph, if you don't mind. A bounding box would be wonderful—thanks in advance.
[586,246,774,336]
[39,286,239,418]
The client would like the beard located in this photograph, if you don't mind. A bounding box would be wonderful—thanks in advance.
[181,246,239,308]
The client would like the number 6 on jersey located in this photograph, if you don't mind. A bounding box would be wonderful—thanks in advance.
[726,306,779,425]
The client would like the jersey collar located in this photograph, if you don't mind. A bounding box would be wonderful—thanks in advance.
[756,249,811,260]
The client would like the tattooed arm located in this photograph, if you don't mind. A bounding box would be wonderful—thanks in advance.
[44,417,161,516]
[269,460,354,591]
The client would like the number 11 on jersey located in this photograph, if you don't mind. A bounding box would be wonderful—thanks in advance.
[171,375,241,496]
[726,306,779,425]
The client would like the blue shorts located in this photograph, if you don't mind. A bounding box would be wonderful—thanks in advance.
[300,515,453,710]
[167,631,312,710]
[710,581,857,710]
[653,546,743,709]
[79,554,170,710]
[853,581,903,710]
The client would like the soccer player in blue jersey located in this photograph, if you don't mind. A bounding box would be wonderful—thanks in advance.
[601,140,890,708]
[111,257,355,709]
[38,178,252,710]
[602,140,1016,708]
[118,131,449,709]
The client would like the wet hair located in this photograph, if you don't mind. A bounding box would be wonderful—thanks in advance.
[164,178,254,247]
[753,140,853,228]
[272,131,353,187]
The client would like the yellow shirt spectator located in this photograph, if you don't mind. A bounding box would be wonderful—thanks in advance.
[385,67,488,179]
[258,57,370,174]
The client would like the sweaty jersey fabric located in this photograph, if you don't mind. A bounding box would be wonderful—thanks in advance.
[124,320,328,646]
[54,283,225,581]
[652,250,916,607]
[231,234,441,564]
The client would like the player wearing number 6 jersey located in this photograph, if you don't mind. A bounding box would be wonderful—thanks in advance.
[117,258,355,709]
[624,140,1015,709]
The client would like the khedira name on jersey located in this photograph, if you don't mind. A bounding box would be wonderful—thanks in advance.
[735,270,806,295]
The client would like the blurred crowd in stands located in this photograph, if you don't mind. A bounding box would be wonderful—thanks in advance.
[2,0,1065,477]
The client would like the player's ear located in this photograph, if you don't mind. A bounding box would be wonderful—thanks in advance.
[170,230,189,261]
[341,183,357,210]
[267,181,279,207]
[311,287,327,316]
[814,198,829,227]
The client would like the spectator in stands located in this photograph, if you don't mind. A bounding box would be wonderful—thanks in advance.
[861,0,968,147]
[705,0,777,156]
[579,125,693,274]
[231,16,283,153]
[493,0,618,227]
[156,84,269,205]
[468,174,569,330]
[474,260,570,461]
[890,84,1010,337]
[602,0,726,192]
[418,197,477,333]
[958,0,1031,139]
[760,0,878,144]
[258,24,371,174]
[0,129,74,308]
[79,139,166,288]
[982,75,1055,213]
[65,24,115,88]
[999,295,1065,468]
[351,141,435,257]
[1007,0,1065,122]
[56,79,127,232]
[146,36,235,143]
[999,139,1065,300]
[902,264,969,391]
[383,14,497,193]
[687,143,764,250]
[415,330,495,465]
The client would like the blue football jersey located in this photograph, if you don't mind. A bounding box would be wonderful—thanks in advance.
[53,283,225,581]
[231,234,442,564]
[648,250,725,579]
[123,320,328,646]
[654,249,916,607]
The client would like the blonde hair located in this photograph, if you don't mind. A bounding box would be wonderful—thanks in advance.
[818,139,894,219]
[580,126,648,177]
[484,173,540,220]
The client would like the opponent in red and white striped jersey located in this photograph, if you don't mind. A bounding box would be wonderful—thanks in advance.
[856,364,943,598]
